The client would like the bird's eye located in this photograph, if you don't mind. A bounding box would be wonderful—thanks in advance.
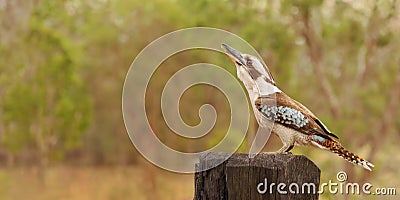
[246,59,253,66]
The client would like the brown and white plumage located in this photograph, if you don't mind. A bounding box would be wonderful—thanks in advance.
[221,43,374,171]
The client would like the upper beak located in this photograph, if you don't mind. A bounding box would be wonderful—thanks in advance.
[221,43,246,66]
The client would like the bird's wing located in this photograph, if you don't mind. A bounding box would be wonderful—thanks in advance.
[255,93,339,139]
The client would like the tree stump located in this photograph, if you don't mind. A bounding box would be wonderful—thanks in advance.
[194,152,320,200]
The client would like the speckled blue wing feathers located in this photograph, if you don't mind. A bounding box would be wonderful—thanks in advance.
[255,93,339,140]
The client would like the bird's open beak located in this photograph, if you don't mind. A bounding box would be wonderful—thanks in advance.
[221,43,246,66]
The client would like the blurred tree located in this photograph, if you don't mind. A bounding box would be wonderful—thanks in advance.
[0,1,92,168]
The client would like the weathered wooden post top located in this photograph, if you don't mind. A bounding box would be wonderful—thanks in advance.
[194,152,320,200]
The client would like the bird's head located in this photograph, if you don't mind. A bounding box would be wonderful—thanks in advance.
[221,43,275,85]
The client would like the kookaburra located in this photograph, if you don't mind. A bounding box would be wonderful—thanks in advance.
[221,43,374,171]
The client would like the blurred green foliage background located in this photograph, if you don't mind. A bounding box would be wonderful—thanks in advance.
[0,0,400,199]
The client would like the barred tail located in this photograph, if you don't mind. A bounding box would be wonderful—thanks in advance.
[311,136,374,171]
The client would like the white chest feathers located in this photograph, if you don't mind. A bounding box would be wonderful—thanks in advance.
[237,66,281,101]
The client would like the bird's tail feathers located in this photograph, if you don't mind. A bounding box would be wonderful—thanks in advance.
[311,135,374,171]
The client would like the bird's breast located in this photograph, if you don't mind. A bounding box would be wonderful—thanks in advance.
[272,123,310,146]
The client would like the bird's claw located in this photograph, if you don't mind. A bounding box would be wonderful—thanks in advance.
[259,151,277,155]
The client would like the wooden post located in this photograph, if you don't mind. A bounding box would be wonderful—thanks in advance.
[194,152,320,200]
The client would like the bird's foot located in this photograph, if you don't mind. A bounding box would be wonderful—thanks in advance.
[276,144,294,154]
[259,151,277,155]
[275,151,292,155]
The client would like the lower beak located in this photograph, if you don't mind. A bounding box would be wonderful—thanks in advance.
[221,43,246,66]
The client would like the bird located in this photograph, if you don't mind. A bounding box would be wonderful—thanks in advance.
[221,43,374,171]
